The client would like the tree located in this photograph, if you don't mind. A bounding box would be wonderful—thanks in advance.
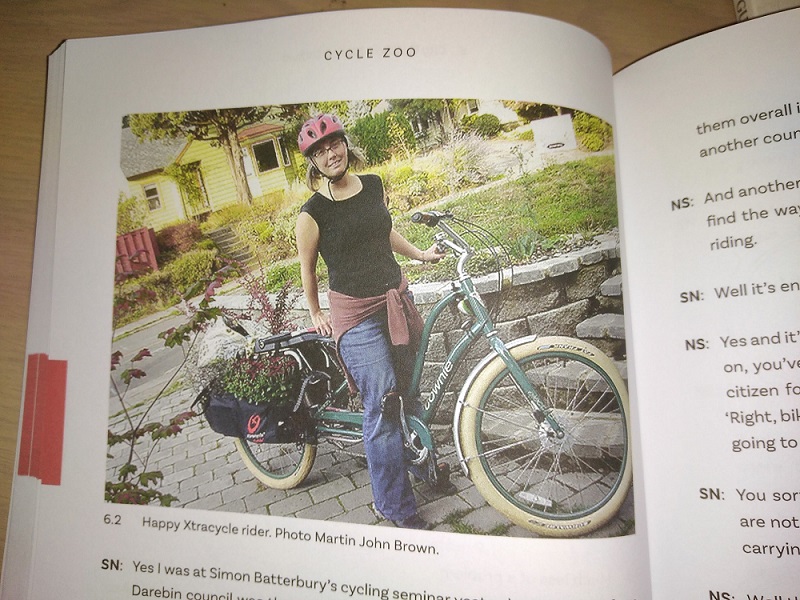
[129,107,295,205]
[116,191,148,235]
[390,99,464,146]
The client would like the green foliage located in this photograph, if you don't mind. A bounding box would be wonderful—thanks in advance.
[108,287,223,506]
[216,355,297,406]
[373,161,446,211]
[201,204,253,232]
[391,99,451,124]
[387,112,415,159]
[262,261,303,291]
[113,249,219,325]
[129,107,286,143]
[163,163,207,214]
[395,155,617,263]
[261,259,327,294]
[504,101,561,122]
[164,249,219,295]
[350,111,416,165]
[460,113,502,138]
[572,110,613,152]
[507,127,534,142]
[128,270,177,307]
[195,238,217,252]
[116,192,148,235]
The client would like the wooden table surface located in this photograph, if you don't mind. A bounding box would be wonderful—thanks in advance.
[0,0,735,572]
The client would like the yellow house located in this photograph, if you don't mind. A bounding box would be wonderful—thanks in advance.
[120,122,301,232]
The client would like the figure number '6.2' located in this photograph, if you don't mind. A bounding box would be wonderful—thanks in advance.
[104,514,121,525]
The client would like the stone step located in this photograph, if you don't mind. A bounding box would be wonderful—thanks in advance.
[207,226,255,266]
[575,313,626,361]
[600,274,623,297]
[576,313,625,340]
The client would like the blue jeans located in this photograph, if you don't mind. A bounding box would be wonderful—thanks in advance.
[338,312,417,521]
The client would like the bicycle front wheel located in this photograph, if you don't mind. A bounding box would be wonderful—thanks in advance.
[234,438,316,490]
[458,336,632,537]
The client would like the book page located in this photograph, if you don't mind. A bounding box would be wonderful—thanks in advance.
[3,8,650,599]
[614,9,800,597]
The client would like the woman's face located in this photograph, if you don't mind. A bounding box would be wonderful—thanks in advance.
[311,136,348,180]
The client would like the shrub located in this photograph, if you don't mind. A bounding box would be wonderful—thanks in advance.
[433,132,491,193]
[351,111,416,165]
[378,162,441,210]
[461,113,502,138]
[134,269,178,306]
[263,261,303,291]
[573,110,613,152]
[195,238,217,252]
[164,249,219,295]
[156,221,203,254]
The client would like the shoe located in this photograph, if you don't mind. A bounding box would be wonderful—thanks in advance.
[391,514,433,530]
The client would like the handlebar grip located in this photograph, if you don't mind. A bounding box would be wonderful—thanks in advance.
[411,211,447,227]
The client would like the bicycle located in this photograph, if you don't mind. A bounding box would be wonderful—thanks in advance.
[222,211,632,537]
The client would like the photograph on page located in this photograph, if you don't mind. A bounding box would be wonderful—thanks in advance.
[108,97,633,540]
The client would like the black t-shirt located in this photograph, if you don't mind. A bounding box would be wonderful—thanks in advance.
[300,174,401,298]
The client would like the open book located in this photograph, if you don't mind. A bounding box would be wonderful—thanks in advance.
[3,7,798,599]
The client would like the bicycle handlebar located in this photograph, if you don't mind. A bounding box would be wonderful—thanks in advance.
[411,211,450,227]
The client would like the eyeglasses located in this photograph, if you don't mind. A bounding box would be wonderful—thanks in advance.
[311,138,345,161]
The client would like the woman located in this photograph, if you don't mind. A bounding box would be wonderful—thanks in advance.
[295,114,444,529]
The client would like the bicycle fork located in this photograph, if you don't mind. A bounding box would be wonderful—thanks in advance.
[452,334,564,476]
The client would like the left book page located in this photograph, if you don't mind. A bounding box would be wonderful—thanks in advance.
[2,8,648,599]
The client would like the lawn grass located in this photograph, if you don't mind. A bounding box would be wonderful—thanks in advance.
[394,154,617,259]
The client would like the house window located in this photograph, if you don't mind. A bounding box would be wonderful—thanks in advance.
[252,139,280,173]
[143,184,161,210]
[466,99,480,115]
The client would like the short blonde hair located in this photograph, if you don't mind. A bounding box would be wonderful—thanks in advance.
[304,136,367,191]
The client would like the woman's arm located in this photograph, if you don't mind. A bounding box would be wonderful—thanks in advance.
[295,212,332,336]
[389,229,446,263]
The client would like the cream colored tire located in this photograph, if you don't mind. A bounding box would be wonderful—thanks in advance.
[458,336,632,537]
[234,438,316,490]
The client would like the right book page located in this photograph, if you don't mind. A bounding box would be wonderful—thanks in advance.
[614,8,800,596]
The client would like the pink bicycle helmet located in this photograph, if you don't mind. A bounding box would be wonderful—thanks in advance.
[298,113,345,156]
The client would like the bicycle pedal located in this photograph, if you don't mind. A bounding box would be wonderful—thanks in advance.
[431,462,457,493]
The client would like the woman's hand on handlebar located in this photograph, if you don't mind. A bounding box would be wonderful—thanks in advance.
[420,243,447,264]
[310,310,333,337]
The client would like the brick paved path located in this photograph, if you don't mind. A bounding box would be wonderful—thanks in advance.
[107,386,634,538]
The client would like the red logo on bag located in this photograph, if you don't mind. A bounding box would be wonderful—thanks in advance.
[247,414,261,433]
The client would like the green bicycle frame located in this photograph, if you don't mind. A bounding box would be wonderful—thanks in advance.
[312,271,562,440]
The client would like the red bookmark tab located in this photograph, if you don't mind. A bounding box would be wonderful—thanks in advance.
[18,354,67,485]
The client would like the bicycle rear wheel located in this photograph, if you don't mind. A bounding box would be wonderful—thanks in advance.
[234,438,316,490]
[458,336,632,537]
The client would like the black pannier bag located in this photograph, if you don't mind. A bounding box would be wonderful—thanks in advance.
[194,386,302,444]
[193,329,340,443]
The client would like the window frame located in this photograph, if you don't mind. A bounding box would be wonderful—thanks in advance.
[251,138,282,173]
[143,183,162,211]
